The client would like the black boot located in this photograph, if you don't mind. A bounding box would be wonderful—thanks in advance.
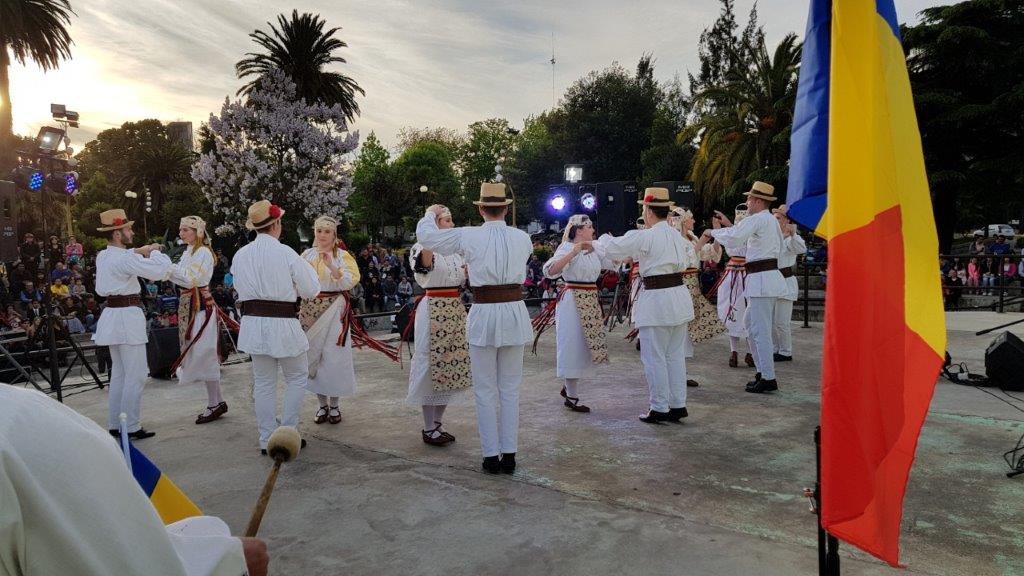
[773,353,793,362]
[746,373,762,388]
[639,410,671,424]
[500,453,516,474]
[482,455,501,474]
[746,379,779,393]
[666,407,689,422]
[686,379,699,388]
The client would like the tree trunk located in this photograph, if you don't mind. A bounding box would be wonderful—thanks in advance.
[0,44,12,140]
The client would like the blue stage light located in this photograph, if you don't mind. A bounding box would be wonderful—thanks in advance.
[580,192,597,211]
[549,195,567,212]
[28,171,44,191]
[64,173,78,195]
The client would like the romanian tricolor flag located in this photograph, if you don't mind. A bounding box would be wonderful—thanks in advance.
[787,0,946,567]
[129,444,203,525]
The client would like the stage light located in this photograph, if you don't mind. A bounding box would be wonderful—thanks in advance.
[10,166,45,191]
[64,172,79,195]
[580,192,597,211]
[549,194,567,212]
[29,172,44,191]
[564,164,583,183]
[35,126,66,152]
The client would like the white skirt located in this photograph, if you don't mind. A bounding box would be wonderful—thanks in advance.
[554,291,594,379]
[716,270,748,338]
[406,296,466,406]
[306,299,356,398]
[177,310,221,384]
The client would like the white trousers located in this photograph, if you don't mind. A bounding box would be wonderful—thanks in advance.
[638,324,688,412]
[469,344,524,458]
[251,353,308,449]
[745,297,778,380]
[773,299,795,357]
[108,344,149,432]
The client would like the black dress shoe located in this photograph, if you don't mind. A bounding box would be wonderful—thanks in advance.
[129,429,155,440]
[482,456,501,474]
[500,453,516,474]
[686,379,699,388]
[260,449,268,456]
[639,410,670,424]
[746,373,762,388]
[109,429,119,437]
[301,438,307,449]
[746,379,779,393]
[666,407,689,421]
[774,353,793,362]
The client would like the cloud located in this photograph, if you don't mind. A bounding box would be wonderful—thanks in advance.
[8,0,948,151]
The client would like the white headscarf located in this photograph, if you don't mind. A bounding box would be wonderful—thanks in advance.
[562,214,593,244]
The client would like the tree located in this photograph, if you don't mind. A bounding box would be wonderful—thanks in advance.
[506,114,563,222]
[349,131,398,238]
[903,0,1024,251]
[0,0,74,142]
[458,118,519,206]
[192,70,358,236]
[236,10,364,121]
[687,0,763,102]
[395,126,464,156]
[682,34,801,209]
[641,77,694,187]
[392,141,462,223]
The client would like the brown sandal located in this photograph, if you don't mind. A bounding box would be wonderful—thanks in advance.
[328,407,342,424]
[729,351,739,368]
[422,423,453,446]
[314,406,329,424]
[434,421,455,442]
[560,386,591,413]
[195,402,227,425]
[744,353,756,367]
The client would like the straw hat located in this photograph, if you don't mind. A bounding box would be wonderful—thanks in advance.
[245,200,285,231]
[96,209,133,232]
[743,181,777,202]
[637,187,674,207]
[473,182,513,206]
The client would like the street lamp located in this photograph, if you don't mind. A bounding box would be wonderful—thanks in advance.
[494,164,516,226]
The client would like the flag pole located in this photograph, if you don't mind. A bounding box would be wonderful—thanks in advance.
[814,425,841,575]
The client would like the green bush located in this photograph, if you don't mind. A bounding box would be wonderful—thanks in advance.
[344,231,370,254]
[534,245,553,261]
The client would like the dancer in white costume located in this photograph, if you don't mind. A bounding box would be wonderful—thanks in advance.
[708,204,756,369]
[536,214,613,412]
[406,206,471,446]
[168,215,237,425]
[771,204,807,362]
[92,208,171,440]
[299,216,361,425]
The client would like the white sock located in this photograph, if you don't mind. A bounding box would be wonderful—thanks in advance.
[329,397,339,409]
[564,378,579,398]
[433,404,447,427]
[729,336,741,353]
[422,405,435,430]
[316,394,329,407]
[205,381,223,410]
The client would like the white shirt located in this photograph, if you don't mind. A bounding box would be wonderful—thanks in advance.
[709,211,787,298]
[542,241,614,283]
[169,246,214,289]
[93,246,172,346]
[416,214,533,347]
[410,243,466,289]
[231,234,320,358]
[778,232,808,301]
[0,387,246,576]
[596,221,694,327]
[681,232,700,270]
[300,248,360,292]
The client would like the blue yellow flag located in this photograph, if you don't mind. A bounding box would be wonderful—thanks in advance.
[130,444,202,525]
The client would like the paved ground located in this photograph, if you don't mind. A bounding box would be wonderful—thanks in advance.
[48,312,1024,575]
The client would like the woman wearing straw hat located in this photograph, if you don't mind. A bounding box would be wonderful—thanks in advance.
[406,205,470,445]
[536,214,614,413]
[231,200,321,454]
[669,207,725,386]
[595,188,694,423]
[771,205,807,362]
[701,182,787,393]
[168,215,239,425]
[298,216,363,426]
[92,208,172,440]
[416,183,533,474]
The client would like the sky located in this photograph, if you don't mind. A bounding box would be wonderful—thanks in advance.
[7,0,948,153]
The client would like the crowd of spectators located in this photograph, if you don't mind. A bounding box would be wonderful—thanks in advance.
[942,233,1024,310]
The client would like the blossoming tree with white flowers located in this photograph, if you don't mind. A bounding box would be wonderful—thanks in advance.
[192,69,358,236]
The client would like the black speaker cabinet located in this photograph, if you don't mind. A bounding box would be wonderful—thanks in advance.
[0,181,19,262]
[653,181,696,212]
[146,325,181,379]
[593,181,637,236]
[985,331,1024,392]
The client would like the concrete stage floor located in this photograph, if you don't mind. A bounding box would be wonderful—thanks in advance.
[56,313,1024,575]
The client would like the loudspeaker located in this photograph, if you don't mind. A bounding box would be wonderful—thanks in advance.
[593,181,637,236]
[653,181,695,211]
[0,181,19,262]
[985,331,1024,391]
[146,325,181,379]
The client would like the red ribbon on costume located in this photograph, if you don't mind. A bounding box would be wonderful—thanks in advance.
[337,292,400,363]
[170,287,240,374]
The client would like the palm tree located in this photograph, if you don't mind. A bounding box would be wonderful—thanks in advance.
[681,33,801,208]
[0,0,75,140]
[236,10,364,121]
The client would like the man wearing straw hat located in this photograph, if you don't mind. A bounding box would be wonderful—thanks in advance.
[416,183,533,474]
[701,182,787,393]
[230,200,320,454]
[93,208,172,440]
[595,188,695,423]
